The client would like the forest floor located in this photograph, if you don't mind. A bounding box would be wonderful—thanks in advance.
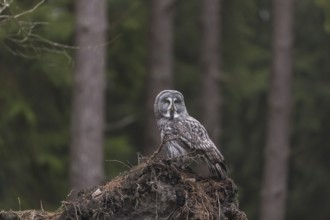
[0,159,247,220]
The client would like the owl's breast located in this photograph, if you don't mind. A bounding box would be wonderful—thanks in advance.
[164,140,187,159]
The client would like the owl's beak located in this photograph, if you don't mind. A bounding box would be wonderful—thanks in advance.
[169,104,175,118]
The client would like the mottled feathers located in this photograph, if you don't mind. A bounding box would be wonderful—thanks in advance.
[154,90,227,179]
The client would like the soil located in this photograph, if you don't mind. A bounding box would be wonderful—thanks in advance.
[0,159,247,220]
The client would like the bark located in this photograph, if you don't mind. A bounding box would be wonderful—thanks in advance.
[70,0,107,195]
[144,0,174,155]
[200,0,222,146]
[261,0,294,220]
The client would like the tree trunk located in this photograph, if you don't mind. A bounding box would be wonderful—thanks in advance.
[70,0,107,196]
[200,0,222,146]
[261,0,294,219]
[144,0,174,155]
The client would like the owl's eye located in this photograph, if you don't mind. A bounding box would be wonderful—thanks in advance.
[174,99,181,104]
[162,98,170,105]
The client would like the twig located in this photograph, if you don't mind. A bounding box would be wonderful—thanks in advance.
[147,142,164,163]
[146,139,207,168]
[105,159,131,169]
[13,0,45,19]
[0,0,13,14]
[40,200,44,212]
[147,136,181,163]
[17,197,21,211]
[105,114,136,131]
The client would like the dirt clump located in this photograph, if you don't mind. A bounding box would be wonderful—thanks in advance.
[59,160,247,220]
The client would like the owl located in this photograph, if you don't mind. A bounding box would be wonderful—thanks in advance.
[154,90,227,179]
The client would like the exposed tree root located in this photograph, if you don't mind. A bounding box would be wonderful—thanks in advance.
[60,159,247,220]
[0,159,247,220]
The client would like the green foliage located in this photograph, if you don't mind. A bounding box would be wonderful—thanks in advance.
[315,0,330,33]
[288,1,330,219]
[104,136,136,178]
[0,0,72,210]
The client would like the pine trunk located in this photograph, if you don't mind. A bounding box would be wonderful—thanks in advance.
[200,0,222,146]
[70,0,107,196]
[144,0,174,155]
[261,0,294,219]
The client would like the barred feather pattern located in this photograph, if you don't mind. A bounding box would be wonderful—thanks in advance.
[158,116,227,179]
[154,90,227,180]
[154,90,227,179]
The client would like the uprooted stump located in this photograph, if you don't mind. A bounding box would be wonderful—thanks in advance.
[60,160,247,220]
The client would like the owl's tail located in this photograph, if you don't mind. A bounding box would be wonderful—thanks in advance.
[205,148,227,180]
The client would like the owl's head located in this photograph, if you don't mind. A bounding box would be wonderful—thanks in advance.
[154,90,188,120]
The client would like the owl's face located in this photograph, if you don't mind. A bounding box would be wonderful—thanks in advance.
[154,90,188,120]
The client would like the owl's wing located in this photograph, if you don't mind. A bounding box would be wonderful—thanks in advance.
[164,116,227,179]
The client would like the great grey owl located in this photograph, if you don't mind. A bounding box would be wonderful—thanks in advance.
[154,90,227,179]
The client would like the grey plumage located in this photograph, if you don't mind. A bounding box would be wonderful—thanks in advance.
[154,90,227,179]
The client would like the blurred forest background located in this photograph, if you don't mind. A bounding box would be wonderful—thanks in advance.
[1,0,330,220]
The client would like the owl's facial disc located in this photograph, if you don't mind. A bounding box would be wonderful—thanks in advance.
[164,97,179,119]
